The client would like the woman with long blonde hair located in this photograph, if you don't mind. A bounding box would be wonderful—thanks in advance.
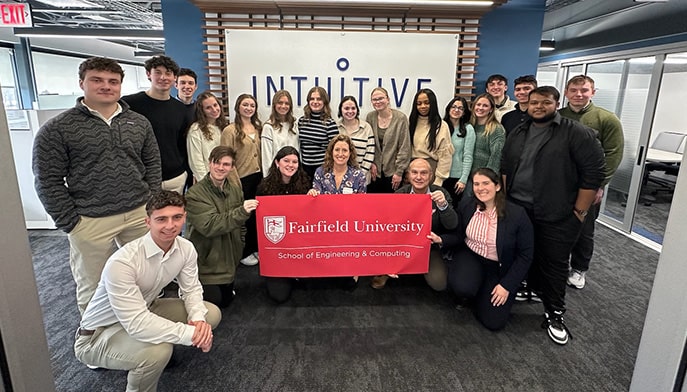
[261,90,299,176]
[221,93,263,266]
[469,93,506,176]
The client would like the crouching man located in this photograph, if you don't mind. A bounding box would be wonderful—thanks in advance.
[74,190,221,392]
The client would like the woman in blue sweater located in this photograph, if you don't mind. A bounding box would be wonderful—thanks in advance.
[442,97,475,208]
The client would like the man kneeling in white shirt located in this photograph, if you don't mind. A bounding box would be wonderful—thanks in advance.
[74,190,221,392]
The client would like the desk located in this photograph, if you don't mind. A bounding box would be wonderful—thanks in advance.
[646,148,683,164]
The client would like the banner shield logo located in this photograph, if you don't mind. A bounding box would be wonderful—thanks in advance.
[264,216,286,244]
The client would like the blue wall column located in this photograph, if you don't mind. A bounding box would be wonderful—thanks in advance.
[475,0,546,99]
[161,0,206,95]
[13,37,37,109]
[160,0,546,101]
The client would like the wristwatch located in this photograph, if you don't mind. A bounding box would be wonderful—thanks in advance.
[574,207,588,217]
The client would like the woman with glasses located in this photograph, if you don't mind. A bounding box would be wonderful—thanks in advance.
[442,97,476,207]
[365,87,412,193]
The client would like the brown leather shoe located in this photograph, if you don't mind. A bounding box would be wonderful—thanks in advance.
[371,275,390,289]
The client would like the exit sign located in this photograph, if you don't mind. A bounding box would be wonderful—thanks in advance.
[1,3,32,27]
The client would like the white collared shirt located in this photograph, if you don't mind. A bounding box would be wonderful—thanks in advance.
[80,232,207,346]
[81,100,123,126]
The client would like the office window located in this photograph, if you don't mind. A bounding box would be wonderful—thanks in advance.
[0,47,20,109]
[652,53,687,145]
[536,64,558,86]
[32,52,149,110]
[586,60,624,114]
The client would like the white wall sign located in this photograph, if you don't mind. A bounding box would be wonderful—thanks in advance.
[226,30,458,120]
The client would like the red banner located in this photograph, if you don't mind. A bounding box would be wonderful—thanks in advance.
[256,194,432,277]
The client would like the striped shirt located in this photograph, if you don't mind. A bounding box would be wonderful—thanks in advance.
[298,112,338,166]
[336,118,376,174]
[465,206,499,262]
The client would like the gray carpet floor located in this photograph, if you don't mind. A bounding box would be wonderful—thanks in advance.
[30,224,659,392]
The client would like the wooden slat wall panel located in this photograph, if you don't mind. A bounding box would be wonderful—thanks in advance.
[201,13,482,107]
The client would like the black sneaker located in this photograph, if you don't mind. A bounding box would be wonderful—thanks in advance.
[515,288,542,303]
[541,311,572,345]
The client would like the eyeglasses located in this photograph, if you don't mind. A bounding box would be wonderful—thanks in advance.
[450,105,464,111]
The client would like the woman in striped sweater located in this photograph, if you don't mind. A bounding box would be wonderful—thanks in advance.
[298,86,339,179]
[336,95,376,183]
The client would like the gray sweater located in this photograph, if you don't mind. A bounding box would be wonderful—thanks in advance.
[367,109,411,177]
[33,99,161,232]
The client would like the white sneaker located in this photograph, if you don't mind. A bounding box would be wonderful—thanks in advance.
[567,269,586,289]
[240,254,258,266]
[252,252,259,261]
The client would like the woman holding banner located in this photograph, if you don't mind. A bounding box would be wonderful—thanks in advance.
[308,134,366,290]
[429,167,533,331]
[408,88,454,187]
[257,146,312,303]
[308,134,366,195]
[366,87,412,193]
[298,86,339,179]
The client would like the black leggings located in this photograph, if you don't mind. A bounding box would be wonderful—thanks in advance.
[241,172,262,257]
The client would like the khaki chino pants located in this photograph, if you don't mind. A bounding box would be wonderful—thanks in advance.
[68,204,148,314]
[74,299,221,392]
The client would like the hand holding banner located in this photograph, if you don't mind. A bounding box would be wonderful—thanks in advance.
[256,194,432,277]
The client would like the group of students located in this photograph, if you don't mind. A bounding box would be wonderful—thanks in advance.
[31,53,620,390]
[185,72,622,349]
[178,81,534,334]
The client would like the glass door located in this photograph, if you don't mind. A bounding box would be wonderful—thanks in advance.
[633,53,687,244]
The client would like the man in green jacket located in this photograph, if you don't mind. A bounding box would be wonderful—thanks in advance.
[185,146,258,307]
[559,75,625,289]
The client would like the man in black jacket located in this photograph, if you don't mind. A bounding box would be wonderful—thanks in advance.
[501,86,605,345]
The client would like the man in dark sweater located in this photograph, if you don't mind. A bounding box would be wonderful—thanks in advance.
[501,75,537,136]
[123,56,190,194]
[33,57,161,314]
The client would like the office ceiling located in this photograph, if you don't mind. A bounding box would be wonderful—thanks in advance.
[12,0,687,59]
[541,0,687,56]
[20,0,163,52]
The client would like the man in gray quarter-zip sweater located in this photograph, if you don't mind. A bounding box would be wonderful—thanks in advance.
[33,57,161,316]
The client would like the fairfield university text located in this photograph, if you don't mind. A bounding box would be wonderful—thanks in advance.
[287,219,425,236]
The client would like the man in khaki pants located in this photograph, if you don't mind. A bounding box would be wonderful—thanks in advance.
[33,57,161,314]
[75,191,221,392]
